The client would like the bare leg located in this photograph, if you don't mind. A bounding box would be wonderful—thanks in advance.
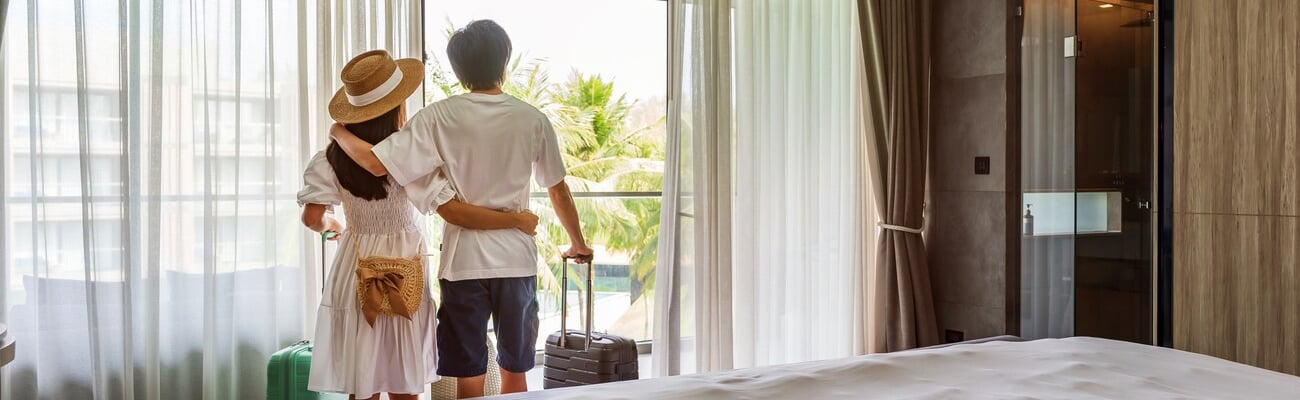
[388,393,420,400]
[349,395,377,400]
[500,369,528,394]
[456,375,487,399]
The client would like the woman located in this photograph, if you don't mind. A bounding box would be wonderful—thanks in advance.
[297,50,528,400]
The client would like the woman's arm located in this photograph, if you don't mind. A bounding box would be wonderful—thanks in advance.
[437,200,539,235]
[301,203,345,235]
[330,123,389,177]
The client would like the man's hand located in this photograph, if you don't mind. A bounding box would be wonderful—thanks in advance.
[563,244,594,263]
[514,211,540,236]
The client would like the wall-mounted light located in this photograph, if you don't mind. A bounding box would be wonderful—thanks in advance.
[1099,3,1115,8]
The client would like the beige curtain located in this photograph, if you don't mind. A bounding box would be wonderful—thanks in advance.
[856,0,939,353]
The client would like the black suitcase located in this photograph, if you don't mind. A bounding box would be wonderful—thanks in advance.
[542,256,639,389]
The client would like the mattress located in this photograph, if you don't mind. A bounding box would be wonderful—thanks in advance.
[496,337,1300,399]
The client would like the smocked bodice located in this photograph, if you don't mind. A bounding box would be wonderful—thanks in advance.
[338,182,420,234]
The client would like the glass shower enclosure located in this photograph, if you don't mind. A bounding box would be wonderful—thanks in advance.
[1020,0,1154,343]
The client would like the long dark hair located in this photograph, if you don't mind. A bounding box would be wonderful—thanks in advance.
[327,106,401,200]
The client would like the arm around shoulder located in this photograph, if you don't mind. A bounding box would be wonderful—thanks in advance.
[330,123,389,177]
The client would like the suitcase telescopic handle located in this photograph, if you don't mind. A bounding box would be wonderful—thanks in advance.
[559,254,595,351]
[321,231,338,294]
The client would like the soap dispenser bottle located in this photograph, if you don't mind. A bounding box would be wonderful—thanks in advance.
[1023,204,1035,236]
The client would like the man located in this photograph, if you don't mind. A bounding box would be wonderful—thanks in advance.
[329,20,592,398]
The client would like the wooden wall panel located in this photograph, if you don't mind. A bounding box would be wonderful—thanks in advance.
[1234,0,1299,216]
[1174,0,1300,375]
[1173,0,1237,215]
[1174,214,1299,373]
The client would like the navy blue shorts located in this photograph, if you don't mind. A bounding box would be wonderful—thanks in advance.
[436,277,539,377]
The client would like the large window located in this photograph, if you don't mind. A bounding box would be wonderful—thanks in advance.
[423,0,667,348]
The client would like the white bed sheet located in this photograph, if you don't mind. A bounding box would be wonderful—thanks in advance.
[496,337,1300,399]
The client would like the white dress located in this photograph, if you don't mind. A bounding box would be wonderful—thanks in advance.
[298,151,453,398]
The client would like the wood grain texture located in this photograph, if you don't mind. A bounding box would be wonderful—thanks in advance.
[1176,0,1300,216]
[1174,213,1300,374]
[1174,0,1300,375]
[1233,0,1300,216]
[1174,0,1237,215]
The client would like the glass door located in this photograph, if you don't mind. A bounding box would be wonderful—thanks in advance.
[1072,0,1154,344]
[1021,0,1154,344]
[1021,0,1079,341]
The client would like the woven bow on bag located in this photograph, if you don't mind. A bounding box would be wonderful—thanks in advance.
[355,242,424,326]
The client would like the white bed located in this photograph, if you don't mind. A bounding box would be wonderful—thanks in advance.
[496,337,1300,399]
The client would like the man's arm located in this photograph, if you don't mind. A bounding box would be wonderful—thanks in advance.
[437,200,540,235]
[330,123,388,177]
[547,180,593,260]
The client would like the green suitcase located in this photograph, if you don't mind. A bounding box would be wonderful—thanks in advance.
[266,340,345,400]
[268,233,347,400]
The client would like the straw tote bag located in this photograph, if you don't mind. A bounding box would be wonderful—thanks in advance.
[355,241,424,325]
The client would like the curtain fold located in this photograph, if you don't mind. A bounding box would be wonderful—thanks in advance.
[654,0,734,377]
[657,0,864,375]
[0,0,8,46]
[1,1,420,398]
[856,0,940,353]
[731,0,861,368]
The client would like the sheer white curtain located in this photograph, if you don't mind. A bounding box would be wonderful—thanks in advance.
[731,0,861,368]
[656,0,864,375]
[1020,0,1075,340]
[0,1,420,398]
[655,0,734,377]
[0,1,8,46]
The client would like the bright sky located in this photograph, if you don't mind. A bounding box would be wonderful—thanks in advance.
[426,0,668,101]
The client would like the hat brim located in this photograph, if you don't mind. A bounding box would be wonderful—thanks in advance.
[329,58,424,124]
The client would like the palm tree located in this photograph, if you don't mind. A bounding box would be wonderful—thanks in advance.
[548,72,663,297]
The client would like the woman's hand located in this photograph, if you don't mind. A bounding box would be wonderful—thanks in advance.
[323,217,345,240]
[514,211,540,236]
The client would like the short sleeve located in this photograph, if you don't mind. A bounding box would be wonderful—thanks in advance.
[297,151,341,208]
[373,108,445,186]
[404,170,459,215]
[534,117,567,187]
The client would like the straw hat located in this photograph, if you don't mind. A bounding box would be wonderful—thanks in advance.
[329,50,423,124]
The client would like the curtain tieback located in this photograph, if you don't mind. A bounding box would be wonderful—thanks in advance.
[878,221,923,234]
[356,267,414,326]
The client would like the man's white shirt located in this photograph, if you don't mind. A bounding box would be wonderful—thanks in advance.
[373,92,566,281]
